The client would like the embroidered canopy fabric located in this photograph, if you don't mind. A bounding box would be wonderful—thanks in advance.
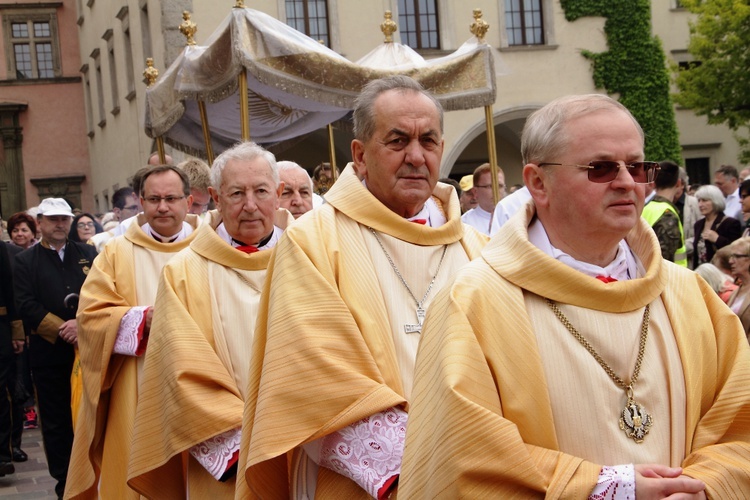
[145,7,497,158]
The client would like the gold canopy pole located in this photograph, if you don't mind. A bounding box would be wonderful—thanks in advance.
[470,9,500,205]
[179,11,214,164]
[234,1,250,140]
[143,57,166,164]
[327,124,337,177]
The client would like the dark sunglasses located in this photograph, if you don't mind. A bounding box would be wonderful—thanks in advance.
[538,161,660,184]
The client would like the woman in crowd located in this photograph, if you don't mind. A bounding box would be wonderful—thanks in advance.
[68,212,103,243]
[695,262,736,303]
[7,212,37,249]
[692,184,742,268]
[727,237,750,343]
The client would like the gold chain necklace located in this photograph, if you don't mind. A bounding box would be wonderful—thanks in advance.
[545,299,653,443]
[369,227,447,334]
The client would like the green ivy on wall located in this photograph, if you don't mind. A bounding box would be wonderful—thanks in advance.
[560,0,682,164]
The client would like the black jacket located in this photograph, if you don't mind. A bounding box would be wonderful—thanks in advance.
[13,240,96,368]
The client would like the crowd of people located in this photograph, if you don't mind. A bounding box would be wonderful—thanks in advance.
[0,76,748,499]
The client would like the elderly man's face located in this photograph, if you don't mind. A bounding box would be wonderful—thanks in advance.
[714,172,737,197]
[212,158,282,245]
[352,89,443,218]
[38,215,72,246]
[141,170,192,237]
[279,168,313,219]
[533,108,645,245]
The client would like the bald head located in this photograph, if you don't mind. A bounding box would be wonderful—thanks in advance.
[278,161,314,218]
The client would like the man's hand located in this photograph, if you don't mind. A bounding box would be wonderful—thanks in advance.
[11,340,24,354]
[58,319,78,345]
[635,464,706,499]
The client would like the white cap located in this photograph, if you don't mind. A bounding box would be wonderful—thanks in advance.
[38,198,74,217]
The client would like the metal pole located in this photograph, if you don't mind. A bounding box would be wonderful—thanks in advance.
[239,70,250,141]
[198,101,214,164]
[327,123,337,178]
[484,105,500,205]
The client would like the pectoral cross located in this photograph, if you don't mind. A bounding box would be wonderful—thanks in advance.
[404,307,426,334]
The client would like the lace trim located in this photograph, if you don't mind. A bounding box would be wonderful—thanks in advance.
[318,407,406,498]
[590,464,635,500]
[113,306,149,356]
[189,428,242,481]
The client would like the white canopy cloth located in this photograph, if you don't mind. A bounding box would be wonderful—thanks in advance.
[145,7,497,158]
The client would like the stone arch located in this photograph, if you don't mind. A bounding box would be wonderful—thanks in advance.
[442,104,542,187]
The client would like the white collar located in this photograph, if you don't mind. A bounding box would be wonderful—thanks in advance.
[216,223,282,251]
[527,217,643,280]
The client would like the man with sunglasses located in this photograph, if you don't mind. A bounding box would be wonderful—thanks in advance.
[401,94,750,498]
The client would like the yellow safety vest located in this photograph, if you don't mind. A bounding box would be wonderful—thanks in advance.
[642,200,688,267]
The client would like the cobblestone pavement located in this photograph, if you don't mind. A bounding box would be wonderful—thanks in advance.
[0,428,58,499]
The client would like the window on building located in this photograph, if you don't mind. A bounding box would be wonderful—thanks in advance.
[81,64,94,136]
[118,7,136,100]
[505,0,545,46]
[686,157,710,186]
[2,12,61,79]
[104,31,119,114]
[92,49,106,127]
[397,0,440,50]
[140,0,153,63]
[285,0,330,46]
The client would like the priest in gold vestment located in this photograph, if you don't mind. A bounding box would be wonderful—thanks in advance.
[65,166,199,499]
[127,142,292,499]
[400,95,750,498]
[238,76,487,499]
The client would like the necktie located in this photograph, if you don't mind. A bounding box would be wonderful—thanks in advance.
[411,219,427,225]
[595,275,618,283]
[236,245,259,254]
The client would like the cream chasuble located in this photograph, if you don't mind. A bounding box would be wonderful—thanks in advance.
[526,294,686,466]
[400,200,750,498]
[362,228,470,400]
[66,214,200,500]
[127,209,292,500]
[237,165,488,499]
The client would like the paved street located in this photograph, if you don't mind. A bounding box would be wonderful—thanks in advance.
[0,428,57,499]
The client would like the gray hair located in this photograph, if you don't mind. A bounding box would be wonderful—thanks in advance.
[353,75,444,142]
[277,161,313,190]
[678,167,689,187]
[694,184,726,213]
[521,94,644,165]
[694,263,727,295]
[211,142,279,189]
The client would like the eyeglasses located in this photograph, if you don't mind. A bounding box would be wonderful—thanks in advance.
[76,222,95,229]
[122,204,139,211]
[538,161,660,184]
[730,254,750,259]
[142,196,186,206]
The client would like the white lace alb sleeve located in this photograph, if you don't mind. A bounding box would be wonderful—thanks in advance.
[189,428,242,481]
[302,406,406,498]
[113,306,149,356]
[589,464,635,500]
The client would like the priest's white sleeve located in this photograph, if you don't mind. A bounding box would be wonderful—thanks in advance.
[589,464,635,499]
[113,305,150,356]
[302,406,406,499]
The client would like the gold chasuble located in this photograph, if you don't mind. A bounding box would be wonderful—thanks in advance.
[237,165,488,499]
[400,202,750,498]
[66,214,201,500]
[127,209,293,499]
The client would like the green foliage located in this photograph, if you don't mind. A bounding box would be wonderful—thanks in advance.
[673,0,750,161]
[560,0,683,164]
